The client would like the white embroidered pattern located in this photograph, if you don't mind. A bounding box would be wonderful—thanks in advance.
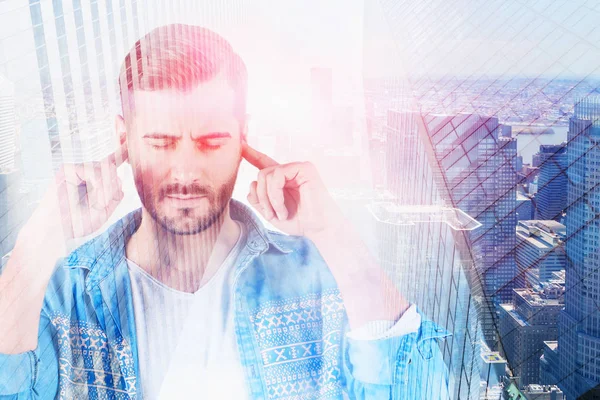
[249,289,346,399]
[51,314,137,399]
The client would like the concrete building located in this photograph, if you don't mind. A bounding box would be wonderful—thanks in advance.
[500,287,564,388]
[522,384,564,400]
[558,97,600,399]
[504,382,564,400]
[515,220,566,289]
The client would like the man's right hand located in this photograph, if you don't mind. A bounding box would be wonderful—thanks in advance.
[52,140,127,244]
[0,134,127,354]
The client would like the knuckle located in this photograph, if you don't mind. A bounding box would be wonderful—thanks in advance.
[302,161,314,170]
[271,196,284,206]
[273,168,284,180]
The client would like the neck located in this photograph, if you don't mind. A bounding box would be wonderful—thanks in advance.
[126,201,241,293]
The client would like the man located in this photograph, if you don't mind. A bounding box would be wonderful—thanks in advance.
[0,24,450,399]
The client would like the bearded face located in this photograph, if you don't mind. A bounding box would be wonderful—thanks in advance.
[124,73,244,234]
[133,164,239,235]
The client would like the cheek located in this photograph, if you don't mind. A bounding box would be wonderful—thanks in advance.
[133,158,168,189]
[216,147,242,175]
[208,142,241,170]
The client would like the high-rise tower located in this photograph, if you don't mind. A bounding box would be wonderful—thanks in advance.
[557,97,600,399]
[534,144,568,221]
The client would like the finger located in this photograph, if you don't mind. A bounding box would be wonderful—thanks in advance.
[248,180,270,221]
[67,179,92,238]
[247,181,260,207]
[242,141,279,170]
[267,168,288,220]
[90,191,124,231]
[56,180,75,239]
[105,133,129,168]
[74,162,99,235]
[256,170,276,220]
[63,163,86,186]
[97,159,118,211]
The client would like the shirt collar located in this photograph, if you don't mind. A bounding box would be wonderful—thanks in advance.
[70,199,293,292]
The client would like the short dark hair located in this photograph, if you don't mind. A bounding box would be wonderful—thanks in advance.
[118,24,248,123]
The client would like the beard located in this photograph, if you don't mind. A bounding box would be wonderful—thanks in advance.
[134,167,239,235]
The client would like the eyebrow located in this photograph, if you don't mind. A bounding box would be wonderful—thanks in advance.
[196,132,232,140]
[143,132,179,139]
[142,132,231,139]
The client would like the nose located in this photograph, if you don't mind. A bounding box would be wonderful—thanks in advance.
[169,141,204,183]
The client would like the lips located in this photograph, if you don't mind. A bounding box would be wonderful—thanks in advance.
[166,194,205,200]
[164,194,208,207]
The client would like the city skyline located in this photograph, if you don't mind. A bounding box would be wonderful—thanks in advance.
[1,1,600,399]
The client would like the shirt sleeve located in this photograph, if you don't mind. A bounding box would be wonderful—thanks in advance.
[345,304,421,341]
[342,305,451,393]
[0,308,58,398]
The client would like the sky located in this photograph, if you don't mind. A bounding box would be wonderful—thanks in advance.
[363,0,600,79]
[128,0,600,117]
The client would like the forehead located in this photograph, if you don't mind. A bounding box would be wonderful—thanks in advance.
[131,72,237,129]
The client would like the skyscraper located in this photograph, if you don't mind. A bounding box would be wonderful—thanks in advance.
[540,341,560,386]
[419,113,518,347]
[534,144,568,221]
[28,0,143,166]
[0,75,16,173]
[383,110,485,400]
[310,67,333,108]
[516,190,534,221]
[557,97,600,399]
[0,74,18,258]
[310,67,334,146]
[496,135,519,301]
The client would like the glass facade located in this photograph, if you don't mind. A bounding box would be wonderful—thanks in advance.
[557,97,600,399]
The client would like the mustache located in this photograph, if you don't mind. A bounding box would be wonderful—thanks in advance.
[159,183,215,199]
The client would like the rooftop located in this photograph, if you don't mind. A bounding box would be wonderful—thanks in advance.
[516,220,566,249]
[544,341,558,351]
[480,352,507,364]
[516,191,531,201]
[480,340,507,364]
[552,270,565,281]
[500,304,528,327]
[514,287,564,306]
[524,384,563,394]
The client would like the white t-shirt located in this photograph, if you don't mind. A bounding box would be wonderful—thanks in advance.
[126,221,248,399]
[127,220,422,399]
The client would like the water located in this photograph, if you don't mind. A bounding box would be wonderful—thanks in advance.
[514,126,568,164]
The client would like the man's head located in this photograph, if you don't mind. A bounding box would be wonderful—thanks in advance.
[117,24,248,235]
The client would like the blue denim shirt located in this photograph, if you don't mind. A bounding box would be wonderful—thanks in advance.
[0,200,451,399]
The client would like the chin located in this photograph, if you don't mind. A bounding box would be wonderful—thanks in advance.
[155,208,224,235]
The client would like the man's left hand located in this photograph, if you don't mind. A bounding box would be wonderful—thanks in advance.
[242,140,410,328]
[242,141,343,239]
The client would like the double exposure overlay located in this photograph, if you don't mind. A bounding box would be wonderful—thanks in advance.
[0,0,599,399]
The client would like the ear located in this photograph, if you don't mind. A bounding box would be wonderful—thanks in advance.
[241,113,250,143]
[115,115,129,165]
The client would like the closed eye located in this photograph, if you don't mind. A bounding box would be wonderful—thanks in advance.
[198,134,230,150]
[146,138,176,149]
